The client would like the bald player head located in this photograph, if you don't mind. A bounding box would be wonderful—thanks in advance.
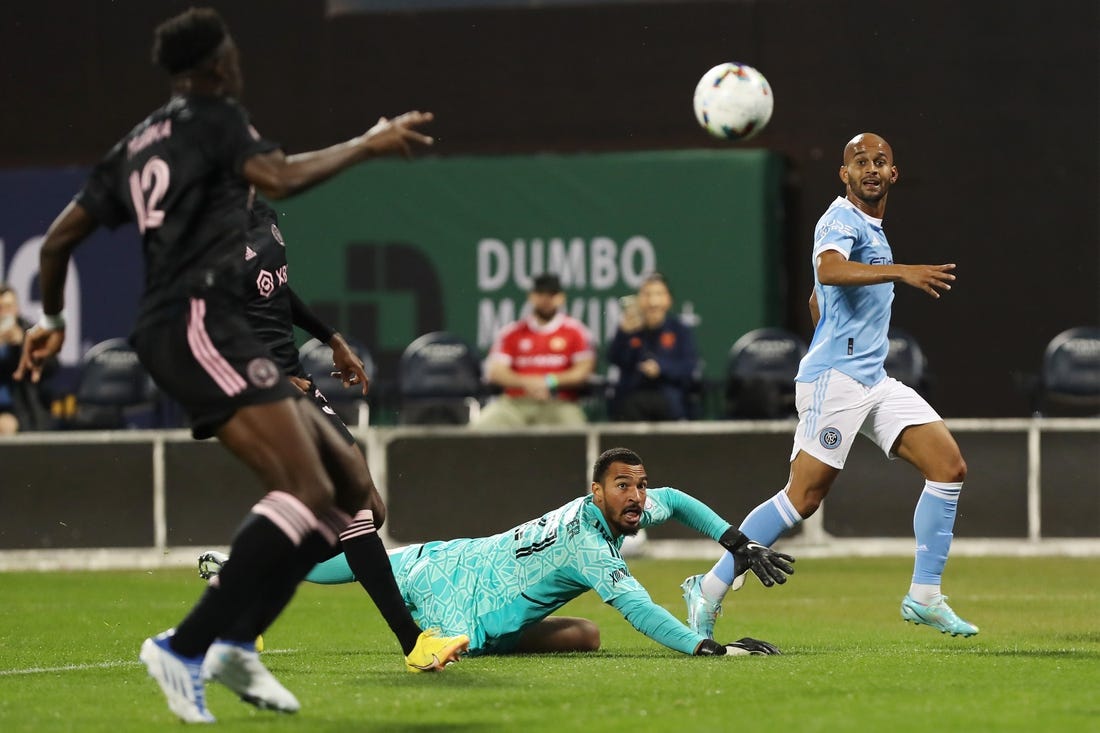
[839,132,898,216]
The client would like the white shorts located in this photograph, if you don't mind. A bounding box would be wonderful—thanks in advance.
[791,369,941,469]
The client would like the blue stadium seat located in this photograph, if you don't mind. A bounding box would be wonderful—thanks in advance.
[1033,326,1100,416]
[725,328,808,419]
[884,327,929,395]
[398,332,483,425]
[70,338,158,429]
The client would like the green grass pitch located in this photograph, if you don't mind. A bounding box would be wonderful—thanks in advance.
[1,557,1098,732]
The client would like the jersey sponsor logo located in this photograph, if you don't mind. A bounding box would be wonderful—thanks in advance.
[271,224,285,247]
[246,357,280,389]
[818,426,843,450]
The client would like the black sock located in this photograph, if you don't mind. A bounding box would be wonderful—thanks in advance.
[170,492,317,658]
[221,531,340,644]
[341,509,422,654]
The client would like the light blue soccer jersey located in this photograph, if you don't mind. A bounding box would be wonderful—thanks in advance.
[796,196,895,387]
[388,488,730,655]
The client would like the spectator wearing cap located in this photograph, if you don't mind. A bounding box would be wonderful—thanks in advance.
[473,274,595,429]
[607,272,700,421]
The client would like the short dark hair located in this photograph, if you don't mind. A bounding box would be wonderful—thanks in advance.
[0,283,13,298]
[592,447,643,483]
[531,273,563,294]
[152,7,230,75]
[640,271,671,297]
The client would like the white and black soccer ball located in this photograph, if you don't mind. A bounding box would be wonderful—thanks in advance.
[692,62,774,141]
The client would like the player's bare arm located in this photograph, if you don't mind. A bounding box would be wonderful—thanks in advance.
[816,250,955,298]
[328,332,369,394]
[554,356,596,389]
[243,111,434,199]
[15,202,98,382]
[808,288,820,328]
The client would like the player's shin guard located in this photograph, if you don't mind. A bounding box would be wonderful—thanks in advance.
[340,509,423,655]
[170,492,318,658]
[912,480,961,588]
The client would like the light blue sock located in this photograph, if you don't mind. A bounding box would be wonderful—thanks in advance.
[709,489,802,586]
[912,480,962,585]
[305,552,356,584]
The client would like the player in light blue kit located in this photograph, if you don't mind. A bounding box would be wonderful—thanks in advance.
[682,133,978,639]
[304,447,794,658]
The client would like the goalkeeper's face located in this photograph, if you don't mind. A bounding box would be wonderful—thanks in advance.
[591,461,648,538]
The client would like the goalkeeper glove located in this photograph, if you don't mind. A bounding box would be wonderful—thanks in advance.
[694,637,781,656]
[718,528,795,588]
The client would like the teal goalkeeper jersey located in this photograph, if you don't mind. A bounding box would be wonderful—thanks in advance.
[389,487,731,655]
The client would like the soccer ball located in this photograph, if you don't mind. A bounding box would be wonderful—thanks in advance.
[692,62,774,141]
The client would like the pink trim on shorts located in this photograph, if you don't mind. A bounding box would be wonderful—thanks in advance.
[187,298,247,395]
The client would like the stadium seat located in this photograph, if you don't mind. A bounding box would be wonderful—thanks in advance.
[397,332,484,425]
[724,328,808,419]
[1032,326,1100,416]
[884,327,930,395]
[298,337,375,426]
[70,338,158,429]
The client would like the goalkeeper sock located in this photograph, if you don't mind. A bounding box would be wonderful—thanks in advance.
[340,509,423,655]
[306,552,357,584]
[705,489,801,596]
[911,480,962,597]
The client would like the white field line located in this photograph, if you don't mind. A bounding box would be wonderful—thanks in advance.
[0,648,296,677]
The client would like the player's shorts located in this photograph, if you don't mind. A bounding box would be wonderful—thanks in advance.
[388,541,519,656]
[791,368,941,469]
[131,297,300,439]
[303,379,356,446]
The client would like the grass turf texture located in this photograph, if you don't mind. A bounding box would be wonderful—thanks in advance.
[1,557,1098,732]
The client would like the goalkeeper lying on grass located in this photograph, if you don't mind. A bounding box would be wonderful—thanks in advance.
[203,447,795,658]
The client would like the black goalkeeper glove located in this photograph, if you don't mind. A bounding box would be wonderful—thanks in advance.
[718,528,795,588]
[694,637,781,656]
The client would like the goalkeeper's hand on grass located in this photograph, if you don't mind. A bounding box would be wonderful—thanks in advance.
[695,638,781,656]
[718,528,795,588]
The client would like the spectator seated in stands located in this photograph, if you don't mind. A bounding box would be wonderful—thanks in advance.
[607,272,700,421]
[473,274,595,429]
[0,283,54,434]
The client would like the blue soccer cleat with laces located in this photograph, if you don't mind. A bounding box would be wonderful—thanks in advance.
[140,630,216,724]
[681,574,722,640]
[900,594,979,637]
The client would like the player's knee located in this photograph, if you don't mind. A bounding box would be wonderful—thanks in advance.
[947,455,967,483]
[578,620,600,652]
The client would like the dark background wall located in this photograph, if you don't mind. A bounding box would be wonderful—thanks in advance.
[2,0,1097,417]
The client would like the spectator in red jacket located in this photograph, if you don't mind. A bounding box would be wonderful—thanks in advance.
[474,274,595,428]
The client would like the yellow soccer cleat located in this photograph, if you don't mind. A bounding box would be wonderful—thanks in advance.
[405,629,470,673]
[255,635,264,653]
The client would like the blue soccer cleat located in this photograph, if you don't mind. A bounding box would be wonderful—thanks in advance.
[900,594,979,637]
[681,574,722,640]
[139,630,216,724]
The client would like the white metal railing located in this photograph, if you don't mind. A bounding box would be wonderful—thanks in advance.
[1,417,1097,570]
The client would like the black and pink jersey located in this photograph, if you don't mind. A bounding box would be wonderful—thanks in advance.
[75,94,278,331]
[243,200,299,374]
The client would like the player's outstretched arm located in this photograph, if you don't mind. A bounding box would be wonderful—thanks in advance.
[718,527,795,588]
[243,111,435,199]
[816,250,956,298]
[15,202,98,382]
